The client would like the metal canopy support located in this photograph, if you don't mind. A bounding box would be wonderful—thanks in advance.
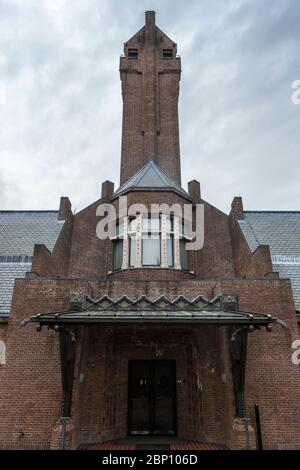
[230,326,248,418]
[59,325,76,449]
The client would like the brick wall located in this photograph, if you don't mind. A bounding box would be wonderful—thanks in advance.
[0,322,7,342]
[0,277,299,449]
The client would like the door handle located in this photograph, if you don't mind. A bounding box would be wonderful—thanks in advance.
[137,377,147,387]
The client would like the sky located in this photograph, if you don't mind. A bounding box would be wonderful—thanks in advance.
[0,0,299,213]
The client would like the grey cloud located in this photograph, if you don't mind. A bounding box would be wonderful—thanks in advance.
[0,0,299,212]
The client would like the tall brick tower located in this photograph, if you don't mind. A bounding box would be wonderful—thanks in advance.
[119,11,182,185]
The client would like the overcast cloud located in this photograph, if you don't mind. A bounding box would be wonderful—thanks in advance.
[0,0,299,213]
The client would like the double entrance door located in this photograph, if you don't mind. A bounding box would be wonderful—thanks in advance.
[128,360,177,436]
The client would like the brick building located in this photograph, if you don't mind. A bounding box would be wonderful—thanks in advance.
[0,11,299,450]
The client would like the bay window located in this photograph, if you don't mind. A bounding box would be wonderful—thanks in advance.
[112,214,190,272]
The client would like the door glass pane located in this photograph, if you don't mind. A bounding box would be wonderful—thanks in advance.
[113,239,123,271]
[142,234,160,266]
[129,235,136,267]
[153,363,176,435]
[129,363,151,435]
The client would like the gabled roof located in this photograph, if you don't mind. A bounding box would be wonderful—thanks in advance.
[238,211,300,311]
[0,211,64,315]
[113,161,191,199]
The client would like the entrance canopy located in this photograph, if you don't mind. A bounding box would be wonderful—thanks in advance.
[22,292,285,329]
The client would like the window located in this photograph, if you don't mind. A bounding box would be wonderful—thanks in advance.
[142,216,160,266]
[115,220,124,236]
[179,239,188,271]
[179,218,189,271]
[129,235,136,267]
[112,220,124,271]
[142,233,161,266]
[128,218,137,267]
[166,216,174,267]
[166,216,173,232]
[111,214,190,272]
[167,235,174,267]
[142,215,160,231]
[113,239,123,271]
[163,49,173,58]
[128,48,138,59]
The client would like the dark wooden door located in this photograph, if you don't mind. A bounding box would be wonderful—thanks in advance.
[128,360,176,435]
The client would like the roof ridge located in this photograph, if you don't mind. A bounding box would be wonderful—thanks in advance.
[150,160,179,186]
[115,163,147,192]
[149,161,172,186]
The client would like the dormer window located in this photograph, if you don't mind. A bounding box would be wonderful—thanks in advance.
[128,48,138,59]
[163,49,173,59]
[112,214,190,272]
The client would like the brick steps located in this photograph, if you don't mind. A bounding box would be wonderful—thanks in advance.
[81,440,227,450]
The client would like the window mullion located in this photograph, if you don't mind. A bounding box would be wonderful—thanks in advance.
[121,216,129,270]
[173,216,181,269]
[161,214,168,268]
[135,214,142,268]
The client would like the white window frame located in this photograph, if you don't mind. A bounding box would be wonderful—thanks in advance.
[111,214,191,271]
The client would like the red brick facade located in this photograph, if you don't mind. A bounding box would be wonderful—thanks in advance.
[0,11,299,450]
[0,277,299,449]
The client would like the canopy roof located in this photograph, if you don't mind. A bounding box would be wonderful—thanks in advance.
[22,292,285,329]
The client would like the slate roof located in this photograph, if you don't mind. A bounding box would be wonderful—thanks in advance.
[0,211,64,315]
[113,161,191,199]
[238,211,300,311]
[0,262,31,315]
